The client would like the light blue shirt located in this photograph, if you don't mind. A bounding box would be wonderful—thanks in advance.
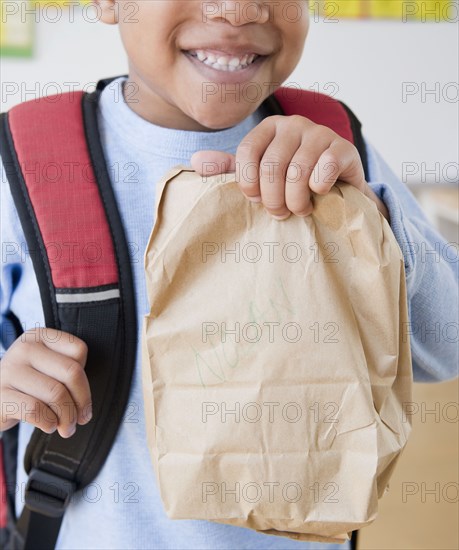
[1,77,457,549]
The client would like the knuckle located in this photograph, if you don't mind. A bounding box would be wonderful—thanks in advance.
[38,327,60,342]
[63,359,84,385]
[9,339,35,364]
[288,114,307,127]
[322,151,340,166]
[71,339,88,365]
[348,142,359,156]
[320,159,341,182]
[263,114,283,125]
[48,381,68,405]
[349,147,364,169]
[263,200,286,212]
[236,139,258,158]
[260,154,283,166]
[260,159,284,180]
[314,124,335,137]
[287,161,311,182]
[20,340,35,356]
[39,407,57,430]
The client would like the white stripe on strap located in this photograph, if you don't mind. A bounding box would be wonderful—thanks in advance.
[55,288,120,303]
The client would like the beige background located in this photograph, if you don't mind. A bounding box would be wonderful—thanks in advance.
[360,378,459,550]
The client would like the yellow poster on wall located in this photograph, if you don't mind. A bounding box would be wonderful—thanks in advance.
[0,0,34,57]
[32,0,90,5]
[1,0,455,59]
[319,0,455,21]
[0,0,91,57]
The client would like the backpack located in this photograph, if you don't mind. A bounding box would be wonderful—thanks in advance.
[0,75,369,550]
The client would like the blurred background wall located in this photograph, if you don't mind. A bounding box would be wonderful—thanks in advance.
[1,3,458,189]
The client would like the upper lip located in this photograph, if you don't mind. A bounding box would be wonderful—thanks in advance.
[182,43,271,57]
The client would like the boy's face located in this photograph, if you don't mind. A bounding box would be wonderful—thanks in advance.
[98,0,309,131]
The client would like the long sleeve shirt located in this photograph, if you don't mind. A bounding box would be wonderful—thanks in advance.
[1,76,457,549]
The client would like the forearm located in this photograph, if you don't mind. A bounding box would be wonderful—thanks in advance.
[365,139,458,381]
[398,215,458,381]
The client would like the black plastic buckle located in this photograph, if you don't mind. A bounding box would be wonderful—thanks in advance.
[24,468,76,518]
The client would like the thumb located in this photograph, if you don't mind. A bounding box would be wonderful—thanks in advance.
[190,150,236,176]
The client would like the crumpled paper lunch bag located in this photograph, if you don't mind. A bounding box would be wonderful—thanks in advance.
[142,166,413,544]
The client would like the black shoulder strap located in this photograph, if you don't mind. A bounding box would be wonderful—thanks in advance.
[0,83,137,549]
[338,100,370,182]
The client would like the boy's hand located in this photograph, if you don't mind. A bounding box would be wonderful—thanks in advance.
[191,115,389,221]
[0,328,92,438]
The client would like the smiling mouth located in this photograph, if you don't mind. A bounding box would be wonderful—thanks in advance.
[184,50,262,72]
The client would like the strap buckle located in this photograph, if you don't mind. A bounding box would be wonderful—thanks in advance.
[24,468,76,518]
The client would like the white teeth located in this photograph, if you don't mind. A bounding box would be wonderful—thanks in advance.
[188,49,259,72]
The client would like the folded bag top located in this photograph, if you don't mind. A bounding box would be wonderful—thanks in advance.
[142,167,413,544]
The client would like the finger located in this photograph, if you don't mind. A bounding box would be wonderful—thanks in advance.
[12,341,91,427]
[258,139,299,219]
[190,150,236,176]
[282,125,336,216]
[284,148,318,217]
[310,139,366,195]
[8,361,80,438]
[235,117,277,202]
[1,387,58,435]
[23,328,88,369]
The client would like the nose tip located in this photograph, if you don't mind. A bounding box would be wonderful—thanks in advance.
[203,1,271,25]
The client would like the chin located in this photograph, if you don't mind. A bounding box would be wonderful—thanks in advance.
[193,105,256,131]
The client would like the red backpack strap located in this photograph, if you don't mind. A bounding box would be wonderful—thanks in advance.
[6,90,118,314]
[0,84,137,549]
[263,87,370,181]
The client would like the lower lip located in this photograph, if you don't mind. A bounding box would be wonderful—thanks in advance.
[182,51,266,84]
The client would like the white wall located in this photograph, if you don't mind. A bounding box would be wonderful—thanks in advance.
[1,9,458,184]
[293,17,459,186]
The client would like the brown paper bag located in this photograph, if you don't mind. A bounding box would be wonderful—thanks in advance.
[142,167,413,544]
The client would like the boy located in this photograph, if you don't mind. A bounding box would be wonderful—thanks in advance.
[1,1,457,549]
